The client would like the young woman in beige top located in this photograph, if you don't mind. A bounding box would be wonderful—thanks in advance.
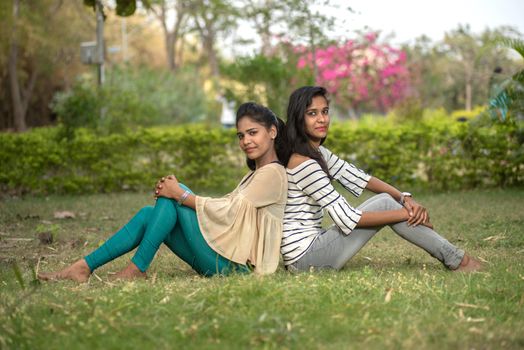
[39,102,289,282]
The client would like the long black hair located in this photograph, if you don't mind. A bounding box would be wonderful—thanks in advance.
[236,102,290,170]
[286,86,330,175]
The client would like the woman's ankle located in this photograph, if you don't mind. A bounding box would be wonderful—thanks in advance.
[454,253,482,272]
[112,261,147,280]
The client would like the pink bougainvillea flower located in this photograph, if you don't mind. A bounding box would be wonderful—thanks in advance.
[295,32,410,114]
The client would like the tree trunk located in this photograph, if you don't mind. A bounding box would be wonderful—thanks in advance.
[8,0,27,132]
[205,35,220,78]
[165,30,176,71]
[156,2,186,72]
[260,0,272,56]
[463,58,474,111]
[465,80,472,111]
[177,36,186,67]
[195,17,220,79]
[8,47,27,132]
[307,10,317,83]
[157,5,175,71]
[310,40,317,84]
[170,8,185,72]
[260,24,271,56]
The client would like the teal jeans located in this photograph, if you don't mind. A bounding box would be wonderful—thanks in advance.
[84,185,250,277]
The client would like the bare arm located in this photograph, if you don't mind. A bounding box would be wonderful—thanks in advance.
[357,208,409,227]
[321,147,431,228]
[364,176,432,228]
[366,176,403,201]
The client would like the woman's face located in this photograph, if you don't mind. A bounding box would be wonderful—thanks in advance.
[303,95,330,145]
[236,117,276,161]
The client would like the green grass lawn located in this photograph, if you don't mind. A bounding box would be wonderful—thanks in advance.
[1,189,523,349]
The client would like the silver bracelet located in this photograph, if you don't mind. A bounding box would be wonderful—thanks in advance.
[178,190,190,205]
[399,192,412,205]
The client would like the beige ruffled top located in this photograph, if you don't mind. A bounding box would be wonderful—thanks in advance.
[195,162,287,275]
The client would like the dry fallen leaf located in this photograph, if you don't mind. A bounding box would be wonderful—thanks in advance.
[458,308,465,319]
[477,256,489,263]
[468,327,483,334]
[92,273,103,282]
[151,272,157,284]
[482,234,506,242]
[53,211,76,219]
[385,288,393,303]
[454,302,490,310]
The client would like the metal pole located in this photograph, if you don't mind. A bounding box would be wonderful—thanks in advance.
[121,18,128,62]
[96,0,105,86]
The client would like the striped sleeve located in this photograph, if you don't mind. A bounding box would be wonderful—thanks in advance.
[320,146,371,197]
[293,160,362,235]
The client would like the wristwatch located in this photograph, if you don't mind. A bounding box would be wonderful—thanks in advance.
[399,192,412,205]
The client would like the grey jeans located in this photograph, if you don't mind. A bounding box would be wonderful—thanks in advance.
[289,193,465,271]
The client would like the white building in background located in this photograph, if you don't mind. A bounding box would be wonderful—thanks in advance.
[219,96,236,128]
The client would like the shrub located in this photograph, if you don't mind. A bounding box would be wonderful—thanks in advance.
[50,65,210,136]
[0,126,244,195]
[325,117,523,190]
[50,81,100,138]
[0,119,522,195]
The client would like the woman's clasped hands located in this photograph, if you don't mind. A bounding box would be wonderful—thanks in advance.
[154,174,181,200]
[403,197,433,229]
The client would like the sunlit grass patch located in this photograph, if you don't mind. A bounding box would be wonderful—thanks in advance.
[1,189,523,349]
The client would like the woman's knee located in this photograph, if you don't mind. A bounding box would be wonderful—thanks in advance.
[380,193,402,209]
[138,205,154,218]
[132,205,154,227]
[375,193,393,200]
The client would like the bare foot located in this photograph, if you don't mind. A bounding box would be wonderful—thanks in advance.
[111,262,147,281]
[454,253,483,272]
[38,259,91,283]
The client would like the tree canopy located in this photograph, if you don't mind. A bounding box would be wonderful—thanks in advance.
[1,0,522,131]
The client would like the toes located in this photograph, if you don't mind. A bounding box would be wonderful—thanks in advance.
[38,272,59,281]
[37,273,50,281]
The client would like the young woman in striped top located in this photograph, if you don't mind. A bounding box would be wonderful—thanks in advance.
[39,102,289,282]
[281,86,482,272]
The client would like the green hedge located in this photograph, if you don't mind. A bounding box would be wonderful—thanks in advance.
[326,118,524,190]
[1,120,523,195]
[0,126,245,195]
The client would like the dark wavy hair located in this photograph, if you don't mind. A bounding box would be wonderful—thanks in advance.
[286,86,330,175]
[236,102,290,170]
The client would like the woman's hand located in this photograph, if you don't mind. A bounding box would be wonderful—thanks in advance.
[403,197,431,227]
[421,220,434,229]
[155,175,182,201]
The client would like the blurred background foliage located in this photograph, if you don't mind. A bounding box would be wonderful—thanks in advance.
[51,64,209,137]
[1,112,522,195]
[0,0,523,194]
[1,0,523,131]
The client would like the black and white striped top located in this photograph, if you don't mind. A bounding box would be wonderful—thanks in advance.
[281,146,371,265]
